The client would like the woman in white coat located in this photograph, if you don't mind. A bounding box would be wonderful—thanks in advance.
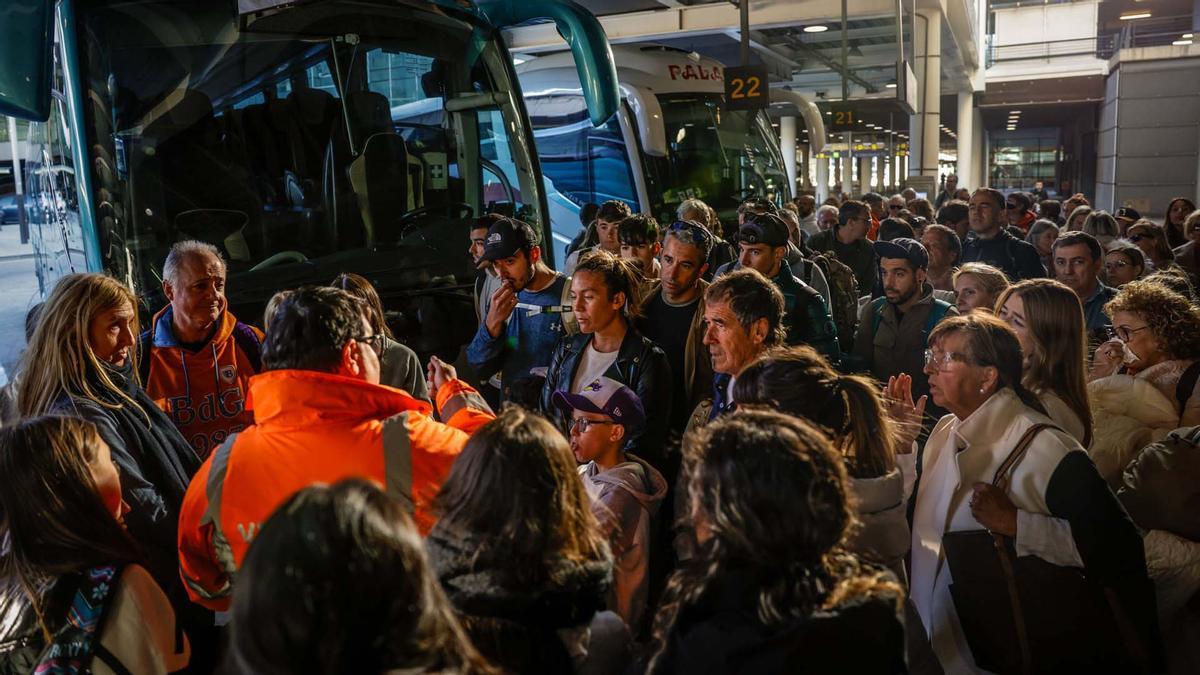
[888,313,1159,674]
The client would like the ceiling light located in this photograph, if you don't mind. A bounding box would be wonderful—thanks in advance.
[1120,12,1152,20]
[885,82,897,89]
[804,25,829,33]
[1173,39,1192,45]
[1184,34,1194,39]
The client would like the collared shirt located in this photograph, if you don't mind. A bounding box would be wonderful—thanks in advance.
[1081,283,1119,330]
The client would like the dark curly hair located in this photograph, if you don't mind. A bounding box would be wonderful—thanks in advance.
[1105,280,1200,360]
[648,410,902,671]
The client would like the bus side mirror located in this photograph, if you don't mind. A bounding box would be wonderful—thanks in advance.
[480,0,619,127]
[0,0,55,121]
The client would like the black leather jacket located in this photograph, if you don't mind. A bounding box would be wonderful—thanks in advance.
[539,327,672,470]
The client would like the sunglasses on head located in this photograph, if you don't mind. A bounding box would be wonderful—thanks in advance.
[669,220,713,246]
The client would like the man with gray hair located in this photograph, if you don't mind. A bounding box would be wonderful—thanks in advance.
[138,240,263,459]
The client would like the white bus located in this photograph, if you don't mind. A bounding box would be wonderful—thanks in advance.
[518,44,826,249]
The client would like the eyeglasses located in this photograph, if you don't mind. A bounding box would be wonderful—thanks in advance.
[669,220,714,247]
[889,204,903,210]
[924,348,968,371]
[569,417,617,433]
[1128,232,1153,243]
[355,334,385,355]
[1112,325,1150,342]
[1004,202,1019,210]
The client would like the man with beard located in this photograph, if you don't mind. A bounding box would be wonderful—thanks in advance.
[852,238,956,420]
[467,217,574,403]
[139,241,264,459]
[961,187,1046,280]
[794,194,819,238]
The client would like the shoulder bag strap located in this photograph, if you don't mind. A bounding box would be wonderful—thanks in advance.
[1175,360,1200,412]
[988,422,1056,675]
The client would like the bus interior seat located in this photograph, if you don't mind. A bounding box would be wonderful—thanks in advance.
[346,91,413,244]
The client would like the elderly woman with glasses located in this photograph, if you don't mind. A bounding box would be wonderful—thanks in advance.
[1087,280,1200,483]
[887,313,1160,674]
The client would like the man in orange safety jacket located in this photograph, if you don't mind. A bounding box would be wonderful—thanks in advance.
[178,286,493,610]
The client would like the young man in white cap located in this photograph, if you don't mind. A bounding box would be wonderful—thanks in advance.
[554,377,666,635]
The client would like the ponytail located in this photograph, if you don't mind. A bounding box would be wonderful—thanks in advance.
[835,375,896,478]
[574,249,644,320]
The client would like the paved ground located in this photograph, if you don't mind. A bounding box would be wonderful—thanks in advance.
[0,224,39,384]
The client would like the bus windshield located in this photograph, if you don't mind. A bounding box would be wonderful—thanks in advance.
[642,94,788,224]
[73,0,542,341]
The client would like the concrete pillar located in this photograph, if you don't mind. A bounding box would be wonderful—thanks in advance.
[974,108,987,188]
[780,116,797,195]
[956,90,975,190]
[815,155,829,203]
[910,10,942,177]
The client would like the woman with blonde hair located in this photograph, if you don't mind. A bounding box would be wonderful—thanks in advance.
[951,262,1010,314]
[330,272,430,401]
[1066,204,1092,231]
[995,279,1094,447]
[1123,219,1175,273]
[16,273,200,607]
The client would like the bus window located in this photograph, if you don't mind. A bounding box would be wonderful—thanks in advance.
[527,94,638,213]
[68,0,544,356]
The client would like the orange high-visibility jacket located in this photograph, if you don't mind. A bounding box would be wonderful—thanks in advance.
[177,369,493,610]
[141,306,263,459]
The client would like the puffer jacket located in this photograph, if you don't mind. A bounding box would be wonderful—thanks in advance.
[539,328,672,469]
[1088,373,1180,486]
[846,469,910,583]
[425,525,627,675]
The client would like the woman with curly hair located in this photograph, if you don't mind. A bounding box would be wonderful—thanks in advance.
[647,409,906,675]
[1088,280,1200,483]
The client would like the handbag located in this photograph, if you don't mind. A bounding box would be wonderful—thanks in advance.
[943,424,1152,675]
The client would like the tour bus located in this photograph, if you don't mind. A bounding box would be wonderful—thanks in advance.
[517,44,826,250]
[0,0,618,362]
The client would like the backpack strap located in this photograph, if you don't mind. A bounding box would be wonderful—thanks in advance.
[1176,360,1200,412]
[923,298,953,342]
[35,564,125,673]
[231,322,263,373]
[870,296,888,336]
[559,275,579,336]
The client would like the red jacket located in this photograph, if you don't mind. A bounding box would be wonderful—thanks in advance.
[141,307,263,459]
[177,370,493,609]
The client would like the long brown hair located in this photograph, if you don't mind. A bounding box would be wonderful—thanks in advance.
[17,273,142,418]
[0,416,141,640]
[228,479,498,674]
[649,410,901,671]
[431,407,608,586]
[330,272,393,339]
[995,279,1093,447]
[733,346,896,478]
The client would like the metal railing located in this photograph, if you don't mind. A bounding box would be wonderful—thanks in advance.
[985,34,1117,67]
[1117,15,1195,50]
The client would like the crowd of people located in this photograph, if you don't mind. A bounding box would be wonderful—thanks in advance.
[0,180,1198,674]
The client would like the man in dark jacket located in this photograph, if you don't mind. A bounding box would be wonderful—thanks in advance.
[961,187,1046,281]
[724,213,839,363]
[852,238,957,423]
[540,250,671,470]
[809,200,877,294]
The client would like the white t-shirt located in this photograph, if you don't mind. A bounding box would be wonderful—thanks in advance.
[571,341,620,393]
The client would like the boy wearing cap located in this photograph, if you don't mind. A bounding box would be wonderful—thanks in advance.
[1115,206,1141,235]
[851,238,957,417]
[466,217,575,403]
[554,377,667,634]
[722,213,840,362]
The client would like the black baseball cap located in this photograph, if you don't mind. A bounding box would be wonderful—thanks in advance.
[874,237,929,270]
[738,213,790,248]
[480,218,539,262]
[1115,206,1141,222]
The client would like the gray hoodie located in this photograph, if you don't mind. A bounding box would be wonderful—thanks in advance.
[579,454,668,631]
